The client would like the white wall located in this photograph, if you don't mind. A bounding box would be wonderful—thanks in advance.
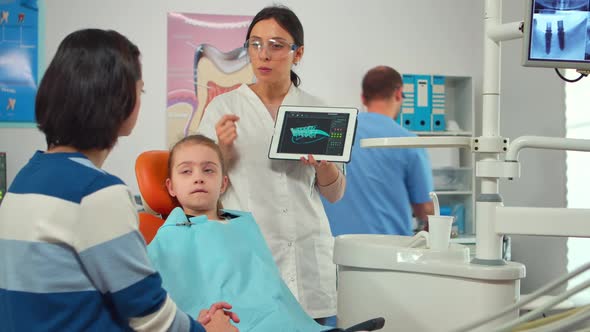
[1,0,485,194]
[0,0,567,295]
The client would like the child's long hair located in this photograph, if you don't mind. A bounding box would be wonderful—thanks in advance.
[168,134,227,217]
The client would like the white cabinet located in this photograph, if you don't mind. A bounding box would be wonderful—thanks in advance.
[365,75,476,238]
[414,76,475,237]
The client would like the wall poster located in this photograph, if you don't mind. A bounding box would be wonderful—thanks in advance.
[167,12,254,146]
[0,0,38,125]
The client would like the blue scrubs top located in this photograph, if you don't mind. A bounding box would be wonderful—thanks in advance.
[323,112,433,236]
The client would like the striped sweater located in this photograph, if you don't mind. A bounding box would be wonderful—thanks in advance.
[0,151,203,332]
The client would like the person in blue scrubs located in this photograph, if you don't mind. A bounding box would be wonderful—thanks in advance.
[323,66,434,236]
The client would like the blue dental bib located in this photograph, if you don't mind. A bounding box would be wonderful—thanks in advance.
[147,207,326,332]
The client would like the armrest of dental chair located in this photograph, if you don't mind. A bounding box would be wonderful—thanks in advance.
[344,317,385,331]
[323,317,385,332]
[138,211,165,245]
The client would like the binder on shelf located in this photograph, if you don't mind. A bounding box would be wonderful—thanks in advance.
[402,74,432,116]
[0,152,6,204]
[432,114,446,131]
[400,113,430,132]
[400,74,448,132]
[398,82,415,126]
[432,75,446,131]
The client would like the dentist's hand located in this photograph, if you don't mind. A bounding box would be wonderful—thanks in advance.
[215,114,239,149]
[300,154,337,185]
[301,154,345,203]
[299,154,329,169]
[215,114,240,165]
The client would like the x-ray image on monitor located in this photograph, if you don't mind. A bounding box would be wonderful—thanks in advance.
[523,0,590,69]
[530,11,588,60]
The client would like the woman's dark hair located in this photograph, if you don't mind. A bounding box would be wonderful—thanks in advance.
[168,134,227,216]
[362,66,403,103]
[246,5,304,87]
[36,29,141,150]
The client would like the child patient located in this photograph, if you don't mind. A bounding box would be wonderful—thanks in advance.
[146,134,328,331]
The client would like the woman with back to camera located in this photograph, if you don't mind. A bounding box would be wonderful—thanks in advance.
[198,5,345,323]
[0,28,238,332]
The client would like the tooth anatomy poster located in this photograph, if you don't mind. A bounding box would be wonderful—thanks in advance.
[166,12,254,146]
[0,0,38,125]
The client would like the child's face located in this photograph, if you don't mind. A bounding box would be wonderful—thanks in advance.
[165,143,228,219]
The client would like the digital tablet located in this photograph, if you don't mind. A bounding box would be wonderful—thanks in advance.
[268,105,358,162]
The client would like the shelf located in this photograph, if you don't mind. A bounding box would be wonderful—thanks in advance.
[415,131,473,137]
[433,166,472,171]
[450,235,476,244]
[397,75,475,236]
[434,191,473,196]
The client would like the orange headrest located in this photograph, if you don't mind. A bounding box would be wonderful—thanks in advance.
[135,150,177,217]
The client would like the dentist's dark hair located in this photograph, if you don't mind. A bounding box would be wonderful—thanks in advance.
[246,5,304,87]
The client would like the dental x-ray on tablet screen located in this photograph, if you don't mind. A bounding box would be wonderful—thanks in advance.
[268,106,358,163]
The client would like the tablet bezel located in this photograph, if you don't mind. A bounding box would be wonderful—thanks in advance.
[268,105,358,163]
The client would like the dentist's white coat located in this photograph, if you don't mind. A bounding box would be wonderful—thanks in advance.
[198,83,338,318]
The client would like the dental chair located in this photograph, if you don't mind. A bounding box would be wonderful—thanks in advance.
[135,150,385,331]
[135,150,176,244]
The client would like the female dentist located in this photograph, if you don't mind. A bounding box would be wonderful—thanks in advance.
[198,5,345,324]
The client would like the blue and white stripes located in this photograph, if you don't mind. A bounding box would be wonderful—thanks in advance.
[0,151,201,332]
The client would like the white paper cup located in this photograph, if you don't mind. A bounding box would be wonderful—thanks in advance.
[428,215,454,251]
